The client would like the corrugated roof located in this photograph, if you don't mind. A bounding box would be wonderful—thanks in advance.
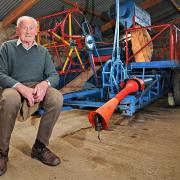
[24,0,68,18]
[0,0,22,18]
[148,0,179,24]
[0,0,179,27]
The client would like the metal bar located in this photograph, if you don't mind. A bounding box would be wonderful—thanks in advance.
[127,24,171,62]
[174,27,178,60]
[74,47,85,70]
[170,26,174,59]
[37,8,81,21]
[139,78,159,99]
[126,24,172,31]
[126,30,129,65]
[51,32,70,46]
[69,13,72,40]
[130,60,178,68]
[63,89,102,99]
[62,48,73,72]
[64,100,104,107]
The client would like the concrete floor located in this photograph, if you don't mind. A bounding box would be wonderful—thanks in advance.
[1,97,180,180]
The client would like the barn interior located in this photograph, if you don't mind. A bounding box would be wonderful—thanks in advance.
[0,0,180,179]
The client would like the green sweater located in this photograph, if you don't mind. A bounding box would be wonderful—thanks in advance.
[0,39,59,88]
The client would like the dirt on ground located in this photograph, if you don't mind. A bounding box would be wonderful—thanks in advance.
[1,97,180,180]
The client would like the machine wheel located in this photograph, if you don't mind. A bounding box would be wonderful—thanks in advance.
[173,69,180,105]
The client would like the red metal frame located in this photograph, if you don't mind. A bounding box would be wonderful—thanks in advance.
[125,24,180,65]
[37,7,87,75]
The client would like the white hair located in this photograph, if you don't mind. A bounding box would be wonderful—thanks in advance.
[16,16,38,27]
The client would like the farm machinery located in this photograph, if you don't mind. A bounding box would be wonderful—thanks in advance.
[62,0,180,131]
[36,5,110,89]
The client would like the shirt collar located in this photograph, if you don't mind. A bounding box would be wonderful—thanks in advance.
[17,38,38,50]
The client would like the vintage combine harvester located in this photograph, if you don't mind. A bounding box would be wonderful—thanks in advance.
[62,0,180,131]
[36,7,87,75]
[36,5,106,89]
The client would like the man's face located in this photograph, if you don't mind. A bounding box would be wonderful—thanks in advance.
[16,19,37,43]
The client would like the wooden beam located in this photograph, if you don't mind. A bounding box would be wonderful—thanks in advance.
[140,0,163,9]
[101,20,115,32]
[170,0,180,12]
[2,0,39,28]
[169,17,180,24]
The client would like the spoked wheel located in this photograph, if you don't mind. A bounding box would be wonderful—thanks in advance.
[37,7,90,75]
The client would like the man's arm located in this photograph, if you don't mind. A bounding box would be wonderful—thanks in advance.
[0,43,19,88]
[32,49,59,103]
[43,49,59,88]
[0,42,35,106]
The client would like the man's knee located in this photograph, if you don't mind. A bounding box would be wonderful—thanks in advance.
[44,87,63,108]
[1,88,21,108]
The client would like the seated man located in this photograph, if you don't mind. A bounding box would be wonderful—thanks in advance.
[0,16,63,176]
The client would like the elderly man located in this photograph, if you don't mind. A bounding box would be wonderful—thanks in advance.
[0,16,63,176]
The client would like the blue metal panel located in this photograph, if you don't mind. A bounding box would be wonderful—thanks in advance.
[130,60,180,69]
[64,100,104,108]
[118,76,162,116]
[118,95,137,116]
[110,0,151,28]
[62,106,74,111]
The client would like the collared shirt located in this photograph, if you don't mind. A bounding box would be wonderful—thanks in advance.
[16,38,38,50]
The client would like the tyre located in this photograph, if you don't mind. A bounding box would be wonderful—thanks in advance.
[172,69,180,105]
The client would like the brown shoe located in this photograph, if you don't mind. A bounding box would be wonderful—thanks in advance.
[31,146,60,166]
[0,150,8,176]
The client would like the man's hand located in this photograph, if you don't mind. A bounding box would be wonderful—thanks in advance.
[33,81,49,103]
[15,83,35,106]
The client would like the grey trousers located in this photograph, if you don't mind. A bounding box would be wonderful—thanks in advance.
[0,87,63,151]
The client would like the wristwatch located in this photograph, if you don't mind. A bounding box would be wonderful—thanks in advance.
[46,80,51,86]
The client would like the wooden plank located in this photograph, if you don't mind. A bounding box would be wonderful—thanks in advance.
[168,17,180,24]
[101,20,115,32]
[154,17,180,25]
[60,66,101,93]
[2,0,39,28]
[170,0,180,12]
